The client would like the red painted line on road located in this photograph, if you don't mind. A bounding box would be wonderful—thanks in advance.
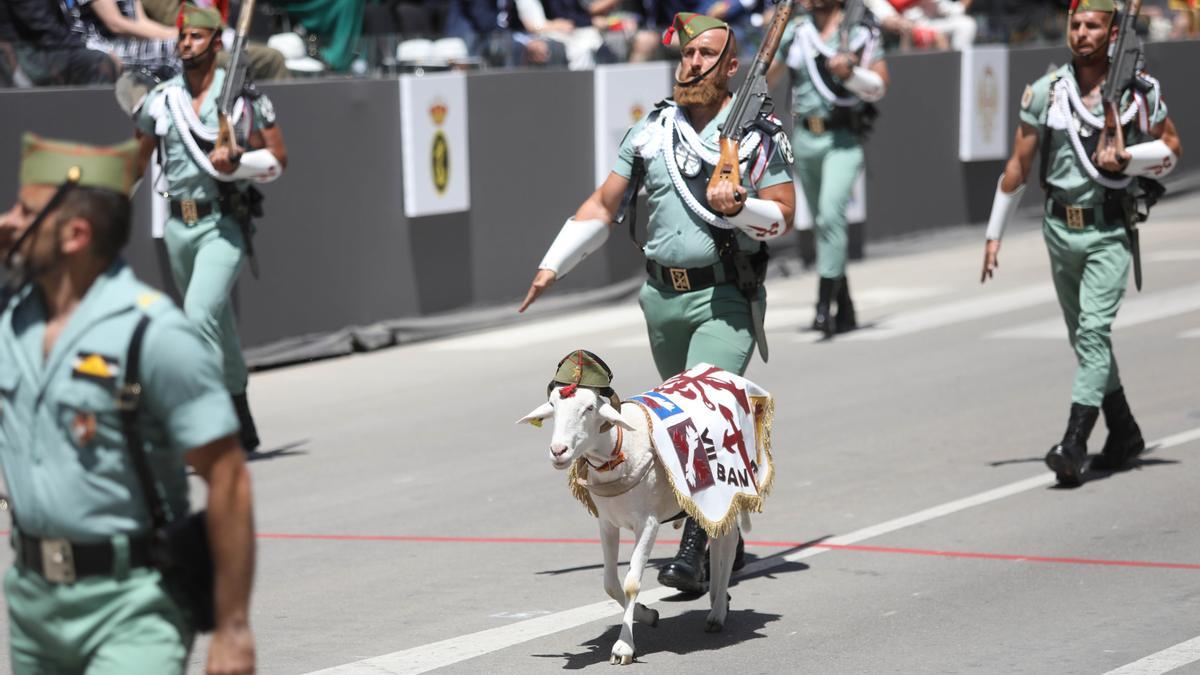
[252,532,1200,571]
[4,530,1193,570]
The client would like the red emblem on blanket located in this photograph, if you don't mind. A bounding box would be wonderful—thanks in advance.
[667,418,715,494]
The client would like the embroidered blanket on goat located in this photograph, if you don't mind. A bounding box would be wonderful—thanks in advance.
[627,364,775,537]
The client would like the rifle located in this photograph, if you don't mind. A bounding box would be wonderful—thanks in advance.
[707,0,795,200]
[214,0,262,278]
[839,0,867,56]
[706,0,794,363]
[1098,0,1146,290]
[215,0,256,155]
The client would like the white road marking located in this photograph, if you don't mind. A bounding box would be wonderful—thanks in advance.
[1145,249,1200,263]
[1179,328,1200,339]
[838,283,1056,341]
[1101,635,1200,674]
[988,283,1200,340]
[303,428,1200,675]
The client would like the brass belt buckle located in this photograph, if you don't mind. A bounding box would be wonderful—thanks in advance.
[669,268,692,292]
[40,538,76,584]
[180,199,199,224]
[807,117,826,134]
[1065,205,1085,230]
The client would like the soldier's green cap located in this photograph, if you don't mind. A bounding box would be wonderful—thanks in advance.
[19,133,139,196]
[662,12,730,48]
[552,350,614,390]
[1070,0,1116,14]
[177,2,222,30]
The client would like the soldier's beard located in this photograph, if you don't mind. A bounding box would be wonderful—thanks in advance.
[674,72,729,108]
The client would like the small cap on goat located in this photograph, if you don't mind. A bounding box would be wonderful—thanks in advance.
[547,349,620,409]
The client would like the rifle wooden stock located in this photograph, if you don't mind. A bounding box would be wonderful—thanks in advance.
[706,0,794,203]
[216,114,238,155]
[710,138,742,201]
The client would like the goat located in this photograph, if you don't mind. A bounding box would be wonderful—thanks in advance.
[519,385,745,665]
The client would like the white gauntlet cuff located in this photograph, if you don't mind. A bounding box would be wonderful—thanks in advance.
[985,176,1025,241]
[229,149,283,183]
[1124,140,1178,179]
[845,66,885,102]
[539,218,609,277]
[727,198,788,241]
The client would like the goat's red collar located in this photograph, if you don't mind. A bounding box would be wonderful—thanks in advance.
[586,426,625,472]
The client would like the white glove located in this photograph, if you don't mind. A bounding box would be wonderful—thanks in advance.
[985,176,1025,241]
[727,198,788,241]
[538,218,609,277]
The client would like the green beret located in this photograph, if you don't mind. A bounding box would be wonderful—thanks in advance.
[19,133,139,195]
[663,12,729,48]
[1070,0,1116,14]
[177,2,222,30]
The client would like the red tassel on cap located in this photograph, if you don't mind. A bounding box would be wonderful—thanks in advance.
[1070,0,1081,11]
[560,383,579,398]
[662,25,676,46]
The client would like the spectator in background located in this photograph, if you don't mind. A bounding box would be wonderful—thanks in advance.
[5,0,117,85]
[140,0,289,79]
[70,0,180,73]
[0,2,24,86]
[901,0,976,50]
[275,0,364,72]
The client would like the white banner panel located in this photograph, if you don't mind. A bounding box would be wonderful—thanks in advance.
[792,171,867,231]
[594,62,673,186]
[959,46,1009,162]
[400,72,470,217]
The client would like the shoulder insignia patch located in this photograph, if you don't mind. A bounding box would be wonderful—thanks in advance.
[73,353,121,382]
[1021,85,1034,110]
[137,292,163,310]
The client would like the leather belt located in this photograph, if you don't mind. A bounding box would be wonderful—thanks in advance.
[16,531,154,584]
[1048,198,1125,230]
[169,199,218,224]
[646,259,727,292]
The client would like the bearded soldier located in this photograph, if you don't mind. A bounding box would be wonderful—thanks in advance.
[133,2,287,453]
[981,0,1181,486]
[519,13,795,594]
[0,133,256,674]
[767,0,888,338]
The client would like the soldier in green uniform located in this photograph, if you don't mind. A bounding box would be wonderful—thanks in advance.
[519,13,795,594]
[133,2,288,453]
[768,0,889,338]
[981,0,1181,486]
[0,133,256,673]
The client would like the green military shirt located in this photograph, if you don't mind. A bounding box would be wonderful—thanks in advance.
[0,261,239,542]
[1020,63,1167,207]
[135,67,277,203]
[612,97,793,269]
[775,16,885,119]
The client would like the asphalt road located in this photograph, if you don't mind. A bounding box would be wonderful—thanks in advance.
[1,193,1198,674]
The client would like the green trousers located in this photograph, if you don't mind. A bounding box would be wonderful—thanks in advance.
[638,280,764,380]
[790,127,864,280]
[5,565,191,674]
[1043,211,1131,407]
[164,214,249,396]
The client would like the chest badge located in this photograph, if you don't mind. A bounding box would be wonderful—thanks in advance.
[674,139,702,178]
[70,411,98,447]
[72,353,120,383]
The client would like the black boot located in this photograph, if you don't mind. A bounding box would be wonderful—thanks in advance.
[835,276,857,334]
[810,277,838,338]
[232,393,261,454]
[658,518,709,593]
[1044,403,1099,486]
[1091,388,1145,470]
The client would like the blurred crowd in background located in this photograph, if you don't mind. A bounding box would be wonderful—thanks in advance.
[1,0,1197,88]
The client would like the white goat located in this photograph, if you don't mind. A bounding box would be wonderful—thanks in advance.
[519,385,745,665]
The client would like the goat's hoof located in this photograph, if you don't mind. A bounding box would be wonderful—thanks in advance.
[610,641,635,665]
[705,618,725,633]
